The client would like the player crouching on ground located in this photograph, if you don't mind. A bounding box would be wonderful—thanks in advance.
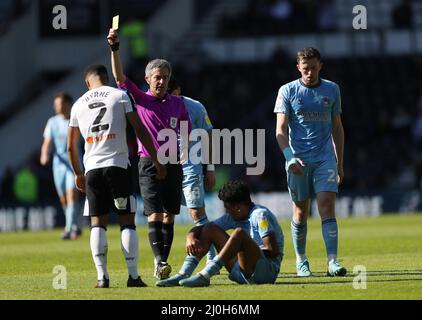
[156,180,284,287]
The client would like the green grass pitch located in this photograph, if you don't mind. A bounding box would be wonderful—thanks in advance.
[0,214,421,300]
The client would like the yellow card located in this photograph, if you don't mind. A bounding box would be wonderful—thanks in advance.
[112,15,119,30]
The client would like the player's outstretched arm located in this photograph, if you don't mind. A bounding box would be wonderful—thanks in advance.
[126,112,167,180]
[67,126,85,192]
[332,114,344,185]
[40,137,52,166]
[276,113,304,175]
[107,29,127,85]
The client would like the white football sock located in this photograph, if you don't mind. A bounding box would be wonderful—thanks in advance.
[90,227,109,280]
[121,228,139,279]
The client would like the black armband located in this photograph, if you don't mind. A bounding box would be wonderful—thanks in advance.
[110,42,120,52]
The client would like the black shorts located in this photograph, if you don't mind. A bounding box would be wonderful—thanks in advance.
[129,156,140,194]
[86,166,135,216]
[138,157,183,216]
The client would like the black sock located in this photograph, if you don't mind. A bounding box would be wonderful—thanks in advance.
[148,221,164,263]
[162,222,174,262]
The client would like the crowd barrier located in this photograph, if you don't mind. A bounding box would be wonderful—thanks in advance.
[0,189,420,232]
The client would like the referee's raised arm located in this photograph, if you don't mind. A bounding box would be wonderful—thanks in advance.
[107,29,127,86]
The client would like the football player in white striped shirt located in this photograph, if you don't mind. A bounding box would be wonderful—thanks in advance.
[67,64,165,288]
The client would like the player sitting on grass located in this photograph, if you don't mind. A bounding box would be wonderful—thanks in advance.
[156,180,284,287]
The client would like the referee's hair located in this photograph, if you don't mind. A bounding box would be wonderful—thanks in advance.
[84,64,109,83]
[145,59,172,78]
[53,92,73,105]
[218,180,252,206]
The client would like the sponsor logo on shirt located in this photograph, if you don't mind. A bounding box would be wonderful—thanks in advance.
[297,111,330,122]
[86,133,116,144]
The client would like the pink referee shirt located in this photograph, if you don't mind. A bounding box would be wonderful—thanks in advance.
[118,78,191,158]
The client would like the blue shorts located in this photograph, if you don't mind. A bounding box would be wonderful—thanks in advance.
[286,160,338,202]
[52,161,76,198]
[228,251,282,285]
[181,173,205,208]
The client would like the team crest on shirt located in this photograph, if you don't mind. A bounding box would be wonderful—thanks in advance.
[258,213,269,231]
[322,96,330,107]
[170,117,178,129]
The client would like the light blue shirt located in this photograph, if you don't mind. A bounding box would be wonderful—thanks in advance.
[274,78,342,163]
[213,204,284,255]
[180,96,213,175]
[43,115,71,168]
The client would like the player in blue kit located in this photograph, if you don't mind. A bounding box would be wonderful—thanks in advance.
[156,180,284,287]
[40,93,82,240]
[274,47,346,277]
[168,78,217,264]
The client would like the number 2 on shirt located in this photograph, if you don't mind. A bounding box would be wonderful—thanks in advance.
[89,102,109,133]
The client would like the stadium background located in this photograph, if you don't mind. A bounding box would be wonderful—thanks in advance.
[0,0,421,231]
